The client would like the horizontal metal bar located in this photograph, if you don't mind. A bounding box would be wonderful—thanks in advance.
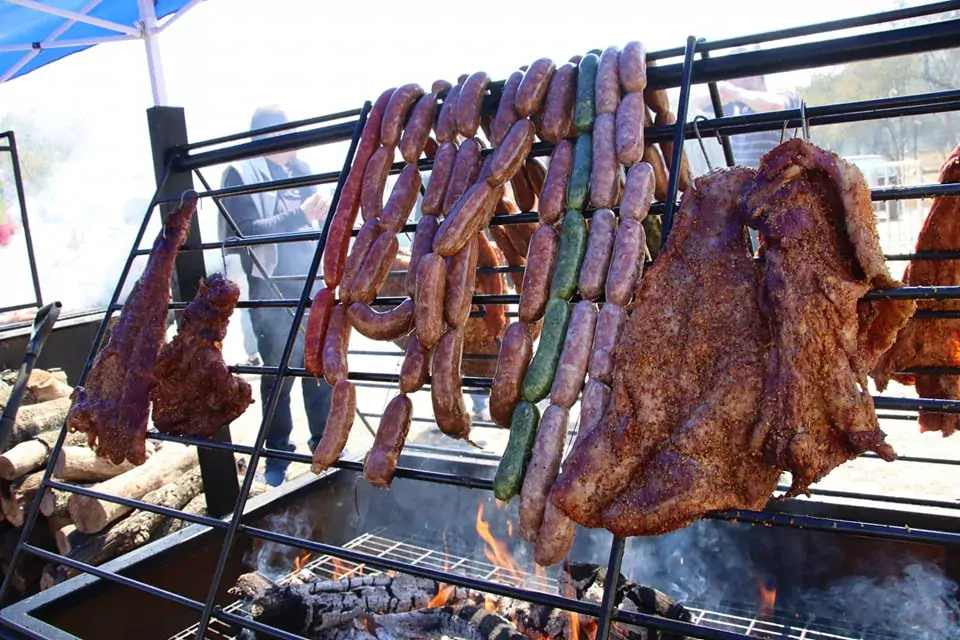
[792,486,960,510]
[647,0,960,60]
[178,108,362,153]
[885,251,960,261]
[872,182,960,201]
[157,170,342,206]
[0,302,37,314]
[915,310,960,319]
[874,396,960,413]
[214,608,308,640]
[136,229,323,254]
[21,544,205,612]
[44,480,229,530]
[899,367,960,375]
[349,349,498,361]
[864,286,960,300]
[175,121,357,172]
[646,19,960,89]
[707,508,960,546]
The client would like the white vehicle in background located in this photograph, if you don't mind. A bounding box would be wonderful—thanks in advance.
[845,154,923,222]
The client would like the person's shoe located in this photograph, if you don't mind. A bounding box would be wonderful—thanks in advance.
[471,407,492,423]
[263,467,286,487]
[241,353,264,367]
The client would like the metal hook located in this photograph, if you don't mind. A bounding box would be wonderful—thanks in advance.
[692,115,714,173]
[800,100,810,140]
[780,119,790,145]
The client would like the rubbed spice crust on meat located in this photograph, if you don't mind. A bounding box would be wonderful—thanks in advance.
[549,166,780,536]
[871,144,960,436]
[741,138,913,496]
[66,193,198,466]
[150,273,253,438]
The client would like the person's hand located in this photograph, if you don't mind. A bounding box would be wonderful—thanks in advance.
[716,81,744,105]
[302,192,331,223]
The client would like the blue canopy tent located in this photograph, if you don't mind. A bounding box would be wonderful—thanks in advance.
[0,0,204,104]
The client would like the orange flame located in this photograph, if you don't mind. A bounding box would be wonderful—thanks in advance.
[293,552,312,572]
[475,503,523,586]
[428,584,455,608]
[483,595,497,612]
[758,581,777,619]
[332,558,350,579]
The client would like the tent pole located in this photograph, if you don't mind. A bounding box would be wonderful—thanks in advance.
[137,0,168,106]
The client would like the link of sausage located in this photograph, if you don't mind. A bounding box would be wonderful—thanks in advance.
[549,301,598,409]
[381,83,425,148]
[540,62,577,144]
[476,230,508,339]
[435,82,462,143]
[311,380,356,474]
[518,404,569,542]
[380,164,422,234]
[595,46,621,116]
[431,328,471,440]
[339,217,382,304]
[587,302,626,384]
[518,225,560,324]
[456,71,490,139]
[575,378,611,448]
[350,231,399,305]
[642,143,670,203]
[360,145,394,221]
[605,218,646,307]
[491,70,524,147]
[515,58,556,118]
[433,181,497,258]
[442,139,482,215]
[322,87,394,288]
[399,91,437,164]
[421,140,458,216]
[620,162,655,221]
[414,252,447,350]
[321,303,352,386]
[577,208,617,301]
[619,41,648,93]
[539,140,574,226]
[405,215,440,298]
[444,235,479,329]
[616,91,645,166]
[399,334,431,394]
[487,119,536,188]
[347,299,415,341]
[489,322,534,428]
[363,393,413,488]
[589,113,619,209]
[655,110,693,193]
[304,287,335,378]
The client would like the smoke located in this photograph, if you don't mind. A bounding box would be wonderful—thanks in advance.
[245,505,313,582]
[617,520,960,639]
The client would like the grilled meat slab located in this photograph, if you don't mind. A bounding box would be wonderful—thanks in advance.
[67,194,198,465]
[151,273,253,438]
[742,139,909,496]
[550,167,780,534]
[872,146,960,436]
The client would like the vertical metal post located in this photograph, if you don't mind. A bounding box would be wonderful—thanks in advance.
[699,47,736,168]
[147,106,239,517]
[0,165,174,605]
[595,537,627,640]
[660,36,699,249]
[137,0,168,106]
[192,101,372,639]
[6,131,44,308]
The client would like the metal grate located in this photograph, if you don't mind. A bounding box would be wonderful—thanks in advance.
[171,533,886,640]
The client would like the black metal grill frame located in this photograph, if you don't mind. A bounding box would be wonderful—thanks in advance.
[0,130,44,317]
[3,3,960,639]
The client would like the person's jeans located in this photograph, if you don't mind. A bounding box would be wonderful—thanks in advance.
[248,278,332,482]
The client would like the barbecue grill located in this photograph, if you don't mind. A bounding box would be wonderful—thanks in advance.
[1,3,960,639]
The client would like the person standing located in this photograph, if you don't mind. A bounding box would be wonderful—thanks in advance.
[219,105,332,486]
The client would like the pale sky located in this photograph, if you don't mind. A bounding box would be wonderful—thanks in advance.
[0,0,913,313]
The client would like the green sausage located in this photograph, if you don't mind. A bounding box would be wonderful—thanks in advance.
[643,214,663,260]
[573,53,600,133]
[549,210,588,300]
[566,133,592,210]
[493,401,540,502]
[522,298,572,403]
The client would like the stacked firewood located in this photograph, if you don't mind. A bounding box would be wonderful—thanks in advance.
[0,368,263,600]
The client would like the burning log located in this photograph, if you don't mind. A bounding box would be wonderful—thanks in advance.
[41,467,204,588]
[67,443,198,534]
[0,369,72,410]
[233,564,691,640]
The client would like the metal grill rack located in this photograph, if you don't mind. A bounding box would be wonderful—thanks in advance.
[171,533,894,640]
[2,2,960,639]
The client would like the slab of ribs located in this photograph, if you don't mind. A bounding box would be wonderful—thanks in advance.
[872,144,960,436]
[67,194,198,465]
[150,272,253,438]
[551,139,914,536]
